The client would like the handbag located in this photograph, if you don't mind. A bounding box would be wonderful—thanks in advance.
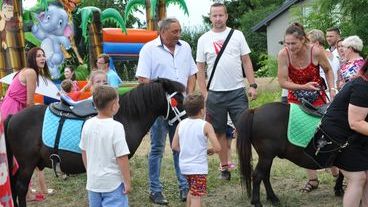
[293,90,320,103]
[207,29,234,90]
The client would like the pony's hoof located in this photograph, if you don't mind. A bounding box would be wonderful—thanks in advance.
[267,196,280,206]
[251,200,263,207]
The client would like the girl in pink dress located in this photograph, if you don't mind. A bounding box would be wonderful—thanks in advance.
[1,47,53,202]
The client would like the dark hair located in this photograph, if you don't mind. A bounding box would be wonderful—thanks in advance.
[93,85,118,111]
[61,79,73,93]
[26,47,51,82]
[337,38,345,45]
[64,65,76,80]
[210,2,227,14]
[285,22,308,42]
[97,53,110,67]
[326,27,341,35]
[183,93,204,117]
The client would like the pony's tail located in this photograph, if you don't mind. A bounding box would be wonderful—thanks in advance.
[4,115,14,176]
[236,109,254,198]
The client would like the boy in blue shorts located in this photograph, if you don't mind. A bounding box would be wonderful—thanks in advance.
[80,85,131,207]
[172,93,221,207]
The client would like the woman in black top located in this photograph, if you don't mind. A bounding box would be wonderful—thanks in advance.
[319,58,368,207]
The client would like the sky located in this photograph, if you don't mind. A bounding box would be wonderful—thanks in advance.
[22,0,212,28]
[166,0,212,28]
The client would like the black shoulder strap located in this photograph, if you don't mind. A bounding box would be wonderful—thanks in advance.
[207,29,234,91]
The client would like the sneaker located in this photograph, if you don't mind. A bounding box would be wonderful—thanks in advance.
[149,192,168,205]
[219,169,231,181]
[179,188,188,202]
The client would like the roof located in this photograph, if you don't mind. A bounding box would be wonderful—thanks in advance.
[252,0,302,32]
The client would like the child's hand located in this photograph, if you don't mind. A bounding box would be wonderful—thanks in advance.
[207,148,214,156]
[123,183,131,194]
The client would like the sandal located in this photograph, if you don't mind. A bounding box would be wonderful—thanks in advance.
[26,193,45,202]
[300,179,319,193]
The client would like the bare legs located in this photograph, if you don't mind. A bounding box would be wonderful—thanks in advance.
[186,192,201,207]
[341,170,366,207]
[216,133,228,168]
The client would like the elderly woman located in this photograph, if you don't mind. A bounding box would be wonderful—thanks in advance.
[312,59,368,206]
[337,35,365,89]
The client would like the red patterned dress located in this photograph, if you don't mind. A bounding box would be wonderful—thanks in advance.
[0,119,14,207]
[286,46,327,106]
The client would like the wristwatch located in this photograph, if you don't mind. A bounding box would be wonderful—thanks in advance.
[249,83,258,89]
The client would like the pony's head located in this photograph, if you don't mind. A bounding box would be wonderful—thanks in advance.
[118,78,186,125]
[153,78,187,125]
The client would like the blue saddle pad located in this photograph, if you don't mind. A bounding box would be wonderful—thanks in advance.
[42,107,85,154]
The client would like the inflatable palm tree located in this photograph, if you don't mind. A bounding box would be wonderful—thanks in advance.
[77,6,126,69]
[124,0,189,31]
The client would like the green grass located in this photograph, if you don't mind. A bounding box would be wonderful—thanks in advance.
[29,90,343,207]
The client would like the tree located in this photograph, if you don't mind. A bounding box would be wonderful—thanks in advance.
[124,0,188,30]
[77,6,126,69]
[291,0,368,55]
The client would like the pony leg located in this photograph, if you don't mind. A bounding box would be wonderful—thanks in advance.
[261,159,280,205]
[16,167,35,207]
[251,159,268,207]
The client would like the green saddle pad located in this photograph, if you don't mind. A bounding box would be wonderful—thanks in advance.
[287,104,321,148]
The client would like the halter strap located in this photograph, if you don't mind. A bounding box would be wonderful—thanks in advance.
[164,92,186,126]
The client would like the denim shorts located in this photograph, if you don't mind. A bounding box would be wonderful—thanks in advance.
[206,88,248,133]
[88,183,128,207]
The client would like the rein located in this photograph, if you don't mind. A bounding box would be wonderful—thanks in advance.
[164,92,186,125]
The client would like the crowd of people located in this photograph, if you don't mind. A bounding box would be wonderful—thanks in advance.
[0,2,367,207]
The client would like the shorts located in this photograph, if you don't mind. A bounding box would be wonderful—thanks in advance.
[88,183,128,207]
[186,175,207,197]
[206,88,248,133]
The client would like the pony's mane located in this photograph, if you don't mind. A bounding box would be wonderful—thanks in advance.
[119,78,185,118]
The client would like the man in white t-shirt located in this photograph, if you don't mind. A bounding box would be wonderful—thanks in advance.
[136,17,197,205]
[196,2,257,181]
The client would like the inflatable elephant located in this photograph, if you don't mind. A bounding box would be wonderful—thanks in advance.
[32,5,72,79]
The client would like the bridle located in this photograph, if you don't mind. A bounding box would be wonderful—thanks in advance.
[164,92,186,125]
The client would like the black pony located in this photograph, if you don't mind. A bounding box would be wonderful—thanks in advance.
[236,102,344,207]
[5,78,186,207]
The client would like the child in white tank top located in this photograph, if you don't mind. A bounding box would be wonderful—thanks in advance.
[172,93,221,207]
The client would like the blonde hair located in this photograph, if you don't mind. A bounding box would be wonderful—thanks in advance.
[308,29,325,45]
[89,70,107,85]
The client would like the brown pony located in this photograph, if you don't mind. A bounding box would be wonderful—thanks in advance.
[5,78,186,207]
[236,102,344,207]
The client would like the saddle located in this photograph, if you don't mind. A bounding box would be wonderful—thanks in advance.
[299,98,329,117]
[49,98,97,119]
[47,97,96,177]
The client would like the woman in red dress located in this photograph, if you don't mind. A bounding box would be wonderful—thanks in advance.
[277,23,336,192]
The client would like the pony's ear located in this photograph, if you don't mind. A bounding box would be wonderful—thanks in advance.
[159,78,185,94]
